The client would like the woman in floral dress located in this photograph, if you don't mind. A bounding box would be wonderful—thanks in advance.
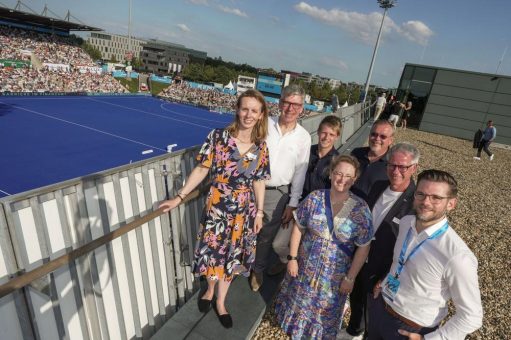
[160,89,270,328]
[274,155,373,339]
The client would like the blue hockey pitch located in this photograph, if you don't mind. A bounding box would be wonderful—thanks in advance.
[0,95,232,197]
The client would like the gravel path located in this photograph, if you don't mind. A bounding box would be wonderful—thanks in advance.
[253,128,510,340]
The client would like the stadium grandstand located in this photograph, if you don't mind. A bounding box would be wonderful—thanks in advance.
[0,3,129,93]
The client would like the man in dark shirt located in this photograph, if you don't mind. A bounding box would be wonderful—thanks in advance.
[341,119,395,339]
[350,119,395,202]
[301,115,342,199]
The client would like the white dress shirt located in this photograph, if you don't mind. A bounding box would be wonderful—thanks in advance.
[382,215,483,340]
[371,187,402,232]
[376,96,387,107]
[265,116,311,207]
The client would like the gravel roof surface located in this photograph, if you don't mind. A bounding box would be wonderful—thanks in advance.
[253,128,510,340]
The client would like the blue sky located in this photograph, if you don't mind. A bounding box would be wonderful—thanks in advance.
[3,0,511,87]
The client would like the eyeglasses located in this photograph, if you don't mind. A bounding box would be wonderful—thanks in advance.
[387,163,415,173]
[414,191,451,204]
[332,171,355,179]
[370,132,389,140]
[281,100,303,110]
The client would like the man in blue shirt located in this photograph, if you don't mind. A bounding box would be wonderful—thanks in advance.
[474,120,497,161]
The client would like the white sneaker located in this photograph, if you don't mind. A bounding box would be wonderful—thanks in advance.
[473,156,481,160]
[490,154,494,161]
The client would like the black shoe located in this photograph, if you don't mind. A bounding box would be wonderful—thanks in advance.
[198,296,214,313]
[213,303,233,328]
[217,313,233,328]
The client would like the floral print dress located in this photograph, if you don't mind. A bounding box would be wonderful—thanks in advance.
[192,128,270,281]
[274,189,373,339]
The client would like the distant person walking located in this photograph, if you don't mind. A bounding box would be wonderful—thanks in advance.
[399,99,412,130]
[474,120,496,161]
[374,93,387,120]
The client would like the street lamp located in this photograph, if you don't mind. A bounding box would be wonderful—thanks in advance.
[362,0,396,103]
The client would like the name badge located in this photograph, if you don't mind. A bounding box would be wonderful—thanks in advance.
[392,217,400,224]
[382,273,400,301]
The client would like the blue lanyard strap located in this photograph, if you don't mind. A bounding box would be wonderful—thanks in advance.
[324,190,354,257]
[395,221,449,278]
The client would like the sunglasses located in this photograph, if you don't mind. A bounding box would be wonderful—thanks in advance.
[370,132,389,140]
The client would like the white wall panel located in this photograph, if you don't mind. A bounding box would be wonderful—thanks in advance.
[54,267,85,340]
[17,207,42,265]
[42,199,66,255]
[120,176,148,328]
[135,172,159,318]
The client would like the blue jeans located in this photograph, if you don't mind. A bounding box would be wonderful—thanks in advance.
[477,139,492,157]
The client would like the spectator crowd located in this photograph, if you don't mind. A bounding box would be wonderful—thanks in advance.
[0,26,128,93]
[158,82,315,117]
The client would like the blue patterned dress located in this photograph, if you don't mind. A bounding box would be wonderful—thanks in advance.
[274,189,373,339]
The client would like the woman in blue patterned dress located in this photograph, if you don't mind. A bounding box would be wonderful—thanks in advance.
[274,155,373,339]
[160,89,270,328]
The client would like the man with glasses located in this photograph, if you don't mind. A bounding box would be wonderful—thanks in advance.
[350,120,394,202]
[339,143,418,340]
[250,84,311,291]
[368,170,483,340]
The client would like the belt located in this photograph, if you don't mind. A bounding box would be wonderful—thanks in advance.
[266,184,289,192]
[383,300,423,330]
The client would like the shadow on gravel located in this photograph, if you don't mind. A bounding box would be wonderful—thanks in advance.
[417,139,473,155]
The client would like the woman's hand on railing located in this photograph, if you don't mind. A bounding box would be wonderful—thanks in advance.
[159,197,182,212]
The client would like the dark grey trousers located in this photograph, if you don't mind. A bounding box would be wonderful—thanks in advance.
[253,188,289,273]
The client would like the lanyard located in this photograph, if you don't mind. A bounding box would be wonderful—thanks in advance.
[324,190,354,257]
[394,221,449,278]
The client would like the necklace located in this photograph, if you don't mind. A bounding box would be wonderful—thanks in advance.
[236,136,252,144]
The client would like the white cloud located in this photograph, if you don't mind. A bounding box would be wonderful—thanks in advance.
[218,5,248,17]
[176,24,191,32]
[187,0,209,5]
[319,57,349,71]
[398,21,434,46]
[294,2,433,46]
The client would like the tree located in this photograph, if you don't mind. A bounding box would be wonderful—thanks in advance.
[110,54,118,63]
[81,42,102,61]
[130,57,142,70]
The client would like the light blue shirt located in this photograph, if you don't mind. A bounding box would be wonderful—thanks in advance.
[483,126,496,141]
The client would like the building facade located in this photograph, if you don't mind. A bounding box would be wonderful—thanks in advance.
[397,63,511,145]
[87,32,146,62]
[139,39,206,75]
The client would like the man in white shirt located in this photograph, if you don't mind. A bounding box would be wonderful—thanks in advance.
[369,170,483,340]
[250,84,311,292]
[338,143,419,340]
[374,93,387,120]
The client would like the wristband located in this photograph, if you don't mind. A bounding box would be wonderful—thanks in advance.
[343,276,354,283]
[176,193,185,201]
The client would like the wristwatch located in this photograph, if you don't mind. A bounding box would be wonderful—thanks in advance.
[287,255,298,261]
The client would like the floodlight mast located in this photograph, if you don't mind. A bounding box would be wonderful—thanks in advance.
[362,0,396,103]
